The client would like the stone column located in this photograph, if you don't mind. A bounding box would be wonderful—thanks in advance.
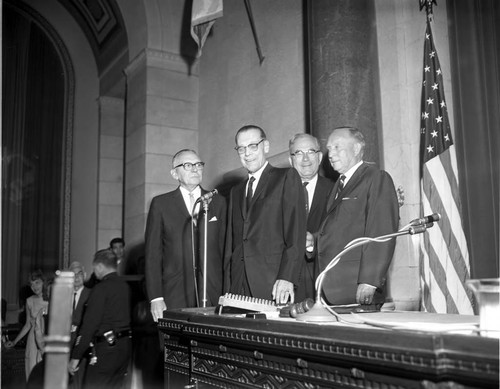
[307,0,381,168]
[123,49,199,266]
[97,97,125,249]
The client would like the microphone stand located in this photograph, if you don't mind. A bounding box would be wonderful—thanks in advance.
[201,199,210,308]
[297,222,434,322]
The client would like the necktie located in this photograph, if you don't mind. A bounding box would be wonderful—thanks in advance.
[303,182,309,214]
[339,174,346,191]
[189,192,195,215]
[73,292,77,311]
[335,174,346,199]
[246,176,255,212]
[189,192,197,226]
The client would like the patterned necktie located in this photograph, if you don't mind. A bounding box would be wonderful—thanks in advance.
[335,174,346,199]
[246,176,255,212]
[303,182,309,214]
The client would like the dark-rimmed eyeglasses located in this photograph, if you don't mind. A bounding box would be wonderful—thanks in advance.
[173,162,205,171]
[234,139,265,155]
[290,149,320,159]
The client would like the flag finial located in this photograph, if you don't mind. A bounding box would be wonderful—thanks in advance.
[419,0,437,19]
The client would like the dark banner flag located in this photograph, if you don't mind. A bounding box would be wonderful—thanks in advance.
[419,19,474,314]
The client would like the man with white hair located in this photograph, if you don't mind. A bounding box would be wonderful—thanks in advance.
[288,133,333,301]
[68,261,91,389]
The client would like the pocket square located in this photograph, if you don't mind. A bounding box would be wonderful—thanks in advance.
[209,216,218,222]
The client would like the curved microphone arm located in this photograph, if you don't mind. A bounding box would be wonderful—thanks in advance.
[298,221,435,322]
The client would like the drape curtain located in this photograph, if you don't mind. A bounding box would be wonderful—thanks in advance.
[2,4,65,307]
[447,0,500,278]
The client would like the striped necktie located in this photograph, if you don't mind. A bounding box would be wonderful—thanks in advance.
[335,174,346,199]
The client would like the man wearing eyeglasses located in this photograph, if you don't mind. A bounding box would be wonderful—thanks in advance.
[224,125,307,305]
[288,134,334,302]
[145,149,227,322]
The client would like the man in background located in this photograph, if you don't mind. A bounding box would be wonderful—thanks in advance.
[224,125,306,304]
[67,261,91,389]
[145,149,226,322]
[68,249,131,388]
[308,127,399,307]
[109,237,125,273]
[289,133,334,301]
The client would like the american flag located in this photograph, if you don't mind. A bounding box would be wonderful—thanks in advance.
[419,19,475,314]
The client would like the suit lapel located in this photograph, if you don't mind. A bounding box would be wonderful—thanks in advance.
[310,178,326,215]
[242,164,272,218]
[251,164,272,205]
[174,187,191,218]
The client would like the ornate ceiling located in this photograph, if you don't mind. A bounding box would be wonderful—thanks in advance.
[56,0,128,73]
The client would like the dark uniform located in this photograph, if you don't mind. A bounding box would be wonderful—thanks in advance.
[71,272,131,389]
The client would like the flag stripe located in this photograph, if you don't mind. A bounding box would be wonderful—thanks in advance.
[424,155,471,279]
[421,228,457,312]
[422,161,474,314]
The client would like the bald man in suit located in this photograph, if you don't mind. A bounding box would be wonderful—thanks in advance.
[288,134,334,301]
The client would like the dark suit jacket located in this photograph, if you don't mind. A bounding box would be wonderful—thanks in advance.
[70,286,91,347]
[316,162,399,305]
[224,164,307,300]
[295,175,334,302]
[145,187,226,309]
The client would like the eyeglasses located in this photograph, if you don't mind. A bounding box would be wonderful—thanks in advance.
[173,162,205,171]
[235,139,265,155]
[290,149,320,159]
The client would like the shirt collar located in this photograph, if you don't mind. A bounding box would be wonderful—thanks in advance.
[342,160,363,185]
[302,174,318,186]
[248,161,268,182]
[179,185,201,199]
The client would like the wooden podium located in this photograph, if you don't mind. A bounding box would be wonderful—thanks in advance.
[158,308,499,388]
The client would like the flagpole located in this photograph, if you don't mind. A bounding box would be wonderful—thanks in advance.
[244,0,265,65]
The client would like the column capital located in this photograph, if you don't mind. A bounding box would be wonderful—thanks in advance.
[125,48,199,78]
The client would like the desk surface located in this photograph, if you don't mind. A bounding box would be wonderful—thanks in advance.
[159,308,499,389]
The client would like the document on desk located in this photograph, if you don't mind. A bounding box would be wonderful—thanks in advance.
[348,311,479,334]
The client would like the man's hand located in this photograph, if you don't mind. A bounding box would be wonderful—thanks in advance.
[68,359,79,376]
[150,299,167,322]
[356,283,376,305]
[305,231,314,252]
[272,279,294,304]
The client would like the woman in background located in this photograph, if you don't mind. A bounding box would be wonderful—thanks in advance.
[5,270,49,380]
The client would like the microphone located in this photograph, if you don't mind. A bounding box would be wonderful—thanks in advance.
[409,222,434,235]
[410,213,441,226]
[196,189,218,203]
